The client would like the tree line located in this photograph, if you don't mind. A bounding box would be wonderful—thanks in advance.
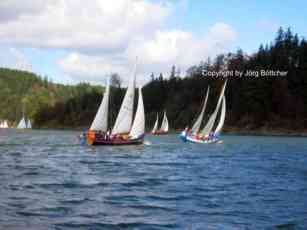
[0,27,306,132]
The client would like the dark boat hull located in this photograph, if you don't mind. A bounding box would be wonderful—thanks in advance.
[87,132,144,146]
[91,138,143,145]
[151,130,168,135]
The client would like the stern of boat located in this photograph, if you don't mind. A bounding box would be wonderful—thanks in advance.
[179,131,188,142]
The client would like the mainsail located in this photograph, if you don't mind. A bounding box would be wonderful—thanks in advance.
[3,120,8,128]
[27,119,32,129]
[112,64,136,135]
[129,87,145,138]
[17,117,27,129]
[160,111,169,132]
[191,86,210,134]
[214,95,226,135]
[200,80,227,136]
[90,81,110,131]
[151,113,159,133]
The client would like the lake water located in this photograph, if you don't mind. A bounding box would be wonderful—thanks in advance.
[0,129,307,229]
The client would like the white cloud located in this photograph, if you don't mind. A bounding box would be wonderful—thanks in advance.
[59,22,237,84]
[58,52,129,83]
[0,1,238,84]
[0,0,49,22]
[0,0,170,51]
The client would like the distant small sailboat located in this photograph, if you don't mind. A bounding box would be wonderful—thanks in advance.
[0,120,9,128]
[180,80,227,144]
[17,113,32,129]
[17,117,27,129]
[27,119,32,129]
[86,61,145,145]
[151,111,169,135]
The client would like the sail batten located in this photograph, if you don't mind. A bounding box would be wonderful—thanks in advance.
[90,81,110,131]
[129,87,145,138]
[191,86,210,134]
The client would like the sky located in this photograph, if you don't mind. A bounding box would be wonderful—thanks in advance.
[0,0,306,86]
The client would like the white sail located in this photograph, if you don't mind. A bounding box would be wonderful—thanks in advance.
[27,119,32,129]
[17,117,27,129]
[0,121,3,128]
[160,111,169,132]
[129,87,145,138]
[112,66,136,135]
[214,95,226,135]
[191,86,210,134]
[3,120,9,128]
[90,81,110,131]
[200,80,227,136]
[151,113,159,133]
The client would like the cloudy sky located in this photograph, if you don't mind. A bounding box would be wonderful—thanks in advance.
[0,0,306,85]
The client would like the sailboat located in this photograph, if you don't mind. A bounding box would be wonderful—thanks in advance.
[86,63,145,146]
[0,120,9,128]
[17,116,27,129]
[16,107,32,129]
[17,116,32,129]
[180,80,227,144]
[151,111,169,135]
[27,119,32,129]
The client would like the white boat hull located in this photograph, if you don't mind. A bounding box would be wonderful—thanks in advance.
[179,131,220,144]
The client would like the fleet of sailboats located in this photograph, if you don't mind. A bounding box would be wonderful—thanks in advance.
[2,63,227,146]
[86,62,145,145]
[151,111,169,135]
[84,73,227,145]
[180,80,227,144]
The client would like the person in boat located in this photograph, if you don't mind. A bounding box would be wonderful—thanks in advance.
[79,131,87,145]
[202,134,209,141]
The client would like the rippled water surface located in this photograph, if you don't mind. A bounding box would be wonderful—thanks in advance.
[0,129,307,229]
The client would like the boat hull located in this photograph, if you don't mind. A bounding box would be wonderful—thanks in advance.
[151,130,168,135]
[179,131,219,144]
[86,132,144,146]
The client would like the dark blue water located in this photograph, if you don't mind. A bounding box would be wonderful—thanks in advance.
[0,129,307,229]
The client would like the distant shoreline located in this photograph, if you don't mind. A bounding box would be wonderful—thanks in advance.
[32,125,307,137]
[223,127,307,137]
[172,127,307,137]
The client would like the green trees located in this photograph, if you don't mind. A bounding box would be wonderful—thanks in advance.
[1,27,306,132]
[143,27,307,131]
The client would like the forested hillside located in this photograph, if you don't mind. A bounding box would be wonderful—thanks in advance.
[0,68,103,128]
[1,27,307,133]
[144,27,307,133]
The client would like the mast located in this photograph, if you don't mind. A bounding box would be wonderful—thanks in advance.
[112,59,137,135]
